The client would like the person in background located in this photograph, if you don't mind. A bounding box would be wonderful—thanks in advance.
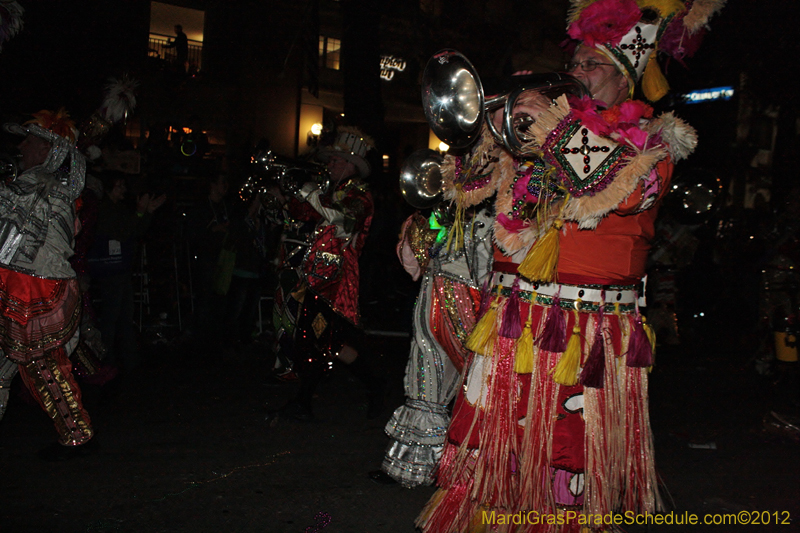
[184,173,231,347]
[88,171,165,375]
[222,192,268,350]
[164,24,188,72]
[262,171,323,382]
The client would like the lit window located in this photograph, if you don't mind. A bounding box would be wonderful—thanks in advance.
[319,36,341,70]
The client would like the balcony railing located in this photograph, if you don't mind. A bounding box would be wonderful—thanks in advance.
[148,33,203,72]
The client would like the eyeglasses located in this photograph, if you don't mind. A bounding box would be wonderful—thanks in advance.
[565,60,615,72]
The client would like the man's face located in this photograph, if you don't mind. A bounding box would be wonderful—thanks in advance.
[327,155,357,183]
[568,46,629,108]
[17,134,50,171]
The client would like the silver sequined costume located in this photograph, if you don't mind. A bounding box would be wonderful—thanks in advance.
[381,208,493,487]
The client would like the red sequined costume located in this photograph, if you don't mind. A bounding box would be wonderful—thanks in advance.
[298,176,373,339]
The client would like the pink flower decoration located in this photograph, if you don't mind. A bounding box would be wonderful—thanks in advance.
[618,100,653,124]
[512,172,538,204]
[567,0,642,47]
[497,212,530,232]
[617,125,649,150]
[570,96,612,136]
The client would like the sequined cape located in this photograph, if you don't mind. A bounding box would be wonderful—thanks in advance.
[0,165,83,280]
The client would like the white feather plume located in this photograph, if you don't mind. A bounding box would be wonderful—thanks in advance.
[101,75,139,123]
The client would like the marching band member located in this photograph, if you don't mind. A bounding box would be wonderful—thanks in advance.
[417,1,723,530]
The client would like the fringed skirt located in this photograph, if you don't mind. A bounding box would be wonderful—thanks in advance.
[417,271,661,533]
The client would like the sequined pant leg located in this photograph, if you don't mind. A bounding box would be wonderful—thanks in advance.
[0,356,18,422]
[18,346,93,445]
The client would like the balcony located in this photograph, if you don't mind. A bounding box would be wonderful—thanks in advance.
[148,33,203,73]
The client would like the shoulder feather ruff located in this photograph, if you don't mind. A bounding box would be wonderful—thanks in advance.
[441,123,502,208]
[646,111,698,162]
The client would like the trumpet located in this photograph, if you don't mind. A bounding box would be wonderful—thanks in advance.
[422,49,588,154]
[399,50,588,209]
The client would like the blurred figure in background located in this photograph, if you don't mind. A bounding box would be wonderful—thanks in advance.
[222,191,269,351]
[276,126,381,421]
[183,173,231,347]
[164,24,188,73]
[88,171,165,375]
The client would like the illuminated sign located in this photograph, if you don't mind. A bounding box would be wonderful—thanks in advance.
[682,86,735,104]
[380,55,406,81]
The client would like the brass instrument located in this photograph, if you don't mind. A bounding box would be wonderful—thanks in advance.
[240,150,331,204]
[399,149,444,209]
[421,49,588,154]
[400,50,588,208]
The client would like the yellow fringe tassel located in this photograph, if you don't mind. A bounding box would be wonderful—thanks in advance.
[518,219,564,283]
[466,295,500,355]
[552,307,582,386]
[445,185,466,252]
[468,506,491,533]
[642,56,670,103]
[514,305,535,374]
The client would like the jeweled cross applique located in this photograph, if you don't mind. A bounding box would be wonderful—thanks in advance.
[544,116,631,197]
[620,26,655,69]
[560,128,611,175]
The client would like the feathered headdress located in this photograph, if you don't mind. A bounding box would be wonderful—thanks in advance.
[25,108,79,143]
[0,0,23,52]
[567,0,726,102]
[79,75,139,159]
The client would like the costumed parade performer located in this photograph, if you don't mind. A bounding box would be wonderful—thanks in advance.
[276,126,382,421]
[417,1,723,531]
[378,204,493,487]
[258,157,324,383]
[0,109,93,460]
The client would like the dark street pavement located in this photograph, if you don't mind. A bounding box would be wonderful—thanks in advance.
[1,311,798,533]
